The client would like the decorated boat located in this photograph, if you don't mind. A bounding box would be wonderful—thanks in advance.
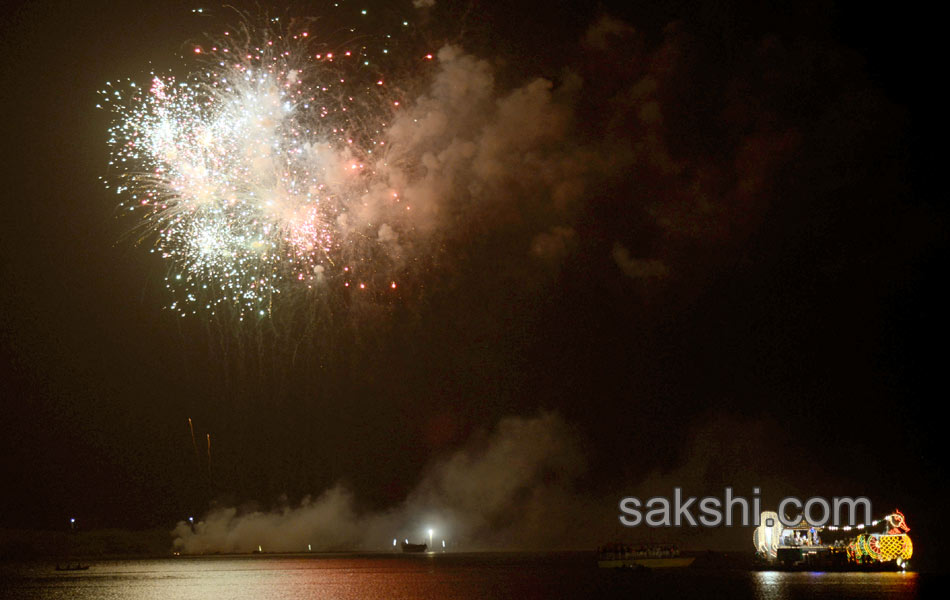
[753,508,913,570]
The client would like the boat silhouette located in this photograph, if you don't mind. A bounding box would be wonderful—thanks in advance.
[401,541,428,553]
[54,518,89,571]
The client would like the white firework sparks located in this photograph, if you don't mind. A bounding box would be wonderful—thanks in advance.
[101,19,408,318]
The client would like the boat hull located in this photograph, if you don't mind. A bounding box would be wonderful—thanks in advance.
[598,557,695,569]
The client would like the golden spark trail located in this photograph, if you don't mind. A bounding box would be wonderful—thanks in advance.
[206,433,213,485]
[188,417,200,467]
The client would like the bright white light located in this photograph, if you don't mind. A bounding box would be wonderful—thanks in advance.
[753,511,782,558]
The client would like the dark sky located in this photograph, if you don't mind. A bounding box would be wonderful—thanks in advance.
[0,0,944,562]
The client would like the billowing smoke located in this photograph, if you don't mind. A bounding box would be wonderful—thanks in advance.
[363,43,588,271]
[612,243,669,279]
[359,11,856,303]
[173,412,600,552]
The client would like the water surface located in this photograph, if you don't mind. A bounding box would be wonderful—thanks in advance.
[0,553,931,599]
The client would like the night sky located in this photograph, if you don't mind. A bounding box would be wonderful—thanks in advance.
[0,0,944,565]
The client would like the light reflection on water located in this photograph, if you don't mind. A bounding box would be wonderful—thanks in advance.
[0,554,926,600]
[752,570,921,600]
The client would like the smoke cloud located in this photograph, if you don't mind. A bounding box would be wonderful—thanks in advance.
[173,412,600,552]
[612,243,669,279]
[360,10,870,302]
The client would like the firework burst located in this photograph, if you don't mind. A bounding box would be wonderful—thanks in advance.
[101,16,410,319]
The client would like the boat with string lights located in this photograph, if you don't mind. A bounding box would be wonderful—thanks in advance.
[752,509,913,571]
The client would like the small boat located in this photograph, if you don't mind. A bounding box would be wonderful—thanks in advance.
[597,543,694,569]
[401,541,428,553]
[598,557,695,569]
[57,517,88,571]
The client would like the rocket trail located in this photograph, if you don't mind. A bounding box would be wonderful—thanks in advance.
[188,417,201,468]
[206,433,213,485]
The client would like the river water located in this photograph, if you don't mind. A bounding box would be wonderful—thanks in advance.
[0,553,936,599]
